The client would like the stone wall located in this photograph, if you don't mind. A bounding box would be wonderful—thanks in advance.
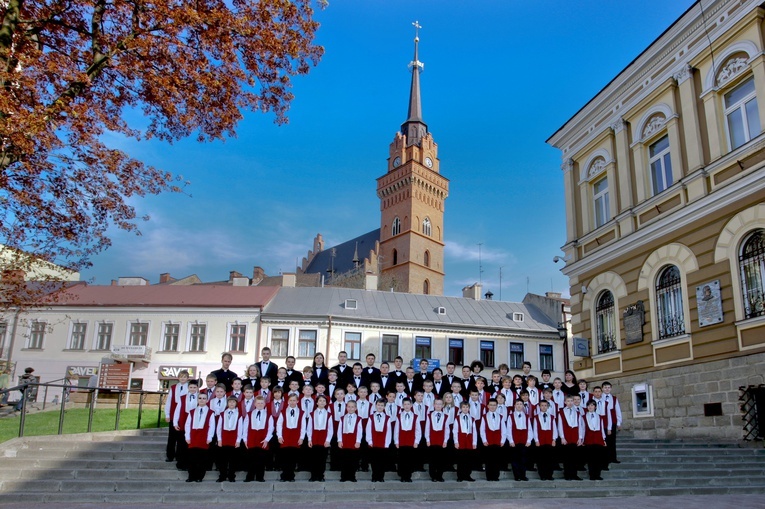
[599,351,765,441]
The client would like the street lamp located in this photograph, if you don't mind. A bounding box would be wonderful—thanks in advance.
[557,322,568,340]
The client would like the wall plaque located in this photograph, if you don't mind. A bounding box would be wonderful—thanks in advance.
[623,300,645,345]
[696,279,723,327]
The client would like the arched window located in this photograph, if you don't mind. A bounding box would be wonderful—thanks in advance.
[392,217,401,236]
[422,217,432,236]
[423,279,430,295]
[595,291,617,354]
[424,250,430,267]
[740,229,765,319]
[392,249,398,266]
[655,265,685,339]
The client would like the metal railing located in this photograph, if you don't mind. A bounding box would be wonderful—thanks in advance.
[1,381,167,438]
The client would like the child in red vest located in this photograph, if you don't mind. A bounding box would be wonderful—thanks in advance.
[508,399,532,481]
[338,400,363,482]
[583,399,610,480]
[453,401,477,482]
[394,398,420,482]
[533,399,558,480]
[307,394,333,482]
[184,392,215,482]
[215,396,241,482]
[241,396,273,482]
[480,399,506,481]
[367,399,392,482]
[425,398,449,482]
[172,378,198,471]
[276,394,306,482]
[557,394,584,481]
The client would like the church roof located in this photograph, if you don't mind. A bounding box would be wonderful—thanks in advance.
[263,287,559,334]
[303,229,380,280]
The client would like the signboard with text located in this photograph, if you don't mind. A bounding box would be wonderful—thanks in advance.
[158,366,197,380]
[98,363,131,390]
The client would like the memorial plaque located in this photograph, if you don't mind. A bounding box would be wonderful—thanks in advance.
[697,280,723,327]
[623,300,645,345]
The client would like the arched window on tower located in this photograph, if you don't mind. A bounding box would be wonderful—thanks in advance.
[392,217,401,236]
[392,249,398,266]
[424,250,430,267]
[740,228,765,318]
[423,217,432,236]
[655,265,685,339]
[423,279,430,295]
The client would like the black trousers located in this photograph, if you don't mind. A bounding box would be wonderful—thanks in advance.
[455,448,474,480]
[310,445,328,481]
[187,448,209,481]
[483,444,502,480]
[606,425,618,463]
[369,447,387,481]
[562,443,580,480]
[428,445,445,481]
[216,446,237,480]
[339,446,360,481]
[397,446,415,481]
[166,425,182,461]
[510,443,528,480]
[175,438,189,470]
[536,444,555,480]
[586,444,606,479]
[245,446,268,481]
[280,446,299,481]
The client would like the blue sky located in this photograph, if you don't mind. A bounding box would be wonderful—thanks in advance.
[84,0,694,301]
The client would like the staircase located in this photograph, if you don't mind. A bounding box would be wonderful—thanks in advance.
[1,430,764,503]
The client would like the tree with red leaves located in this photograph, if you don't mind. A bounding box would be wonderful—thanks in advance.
[0,0,324,306]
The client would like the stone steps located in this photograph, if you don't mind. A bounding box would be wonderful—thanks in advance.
[1,430,764,502]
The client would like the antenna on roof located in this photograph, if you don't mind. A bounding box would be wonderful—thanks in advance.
[478,243,483,285]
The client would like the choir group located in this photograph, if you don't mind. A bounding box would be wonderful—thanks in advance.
[164,349,623,483]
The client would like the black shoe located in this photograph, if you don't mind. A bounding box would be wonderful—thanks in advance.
[228,478,235,482]
[603,467,610,471]
[350,479,357,482]
[257,478,265,482]
[185,479,194,483]
[613,460,621,464]
[243,478,253,483]
[379,479,384,482]
[371,479,377,483]
[521,477,529,481]
[165,458,174,462]
[195,479,203,483]
[465,477,475,482]
[309,478,317,482]
[573,476,583,481]
[216,478,225,483]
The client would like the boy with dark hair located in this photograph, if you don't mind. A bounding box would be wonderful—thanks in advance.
[184,392,215,482]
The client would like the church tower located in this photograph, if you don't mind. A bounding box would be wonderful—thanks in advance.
[377,23,449,295]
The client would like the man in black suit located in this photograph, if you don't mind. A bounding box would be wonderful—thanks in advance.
[431,368,449,397]
[283,356,303,386]
[259,347,278,383]
[412,359,433,393]
[444,362,461,388]
[377,362,396,396]
[331,351,353,388]
[391,356,406,385]
[361,353,381,387]
[211,352,238,392]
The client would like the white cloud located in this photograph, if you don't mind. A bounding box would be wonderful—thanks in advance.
[445,240,514,264]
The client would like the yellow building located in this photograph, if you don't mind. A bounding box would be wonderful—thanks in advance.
[548,0,765,440]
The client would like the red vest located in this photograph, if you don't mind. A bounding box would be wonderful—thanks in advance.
[339,415,361,447]
[455,414,475,449]
[558,408,580,443]
[368,414,390,448]
[175,395,192,430]
[397,415,417,447]
[427,412,447,446]
[310,409,332,445]
[244,410,271,449]
[583,414,607,446]
[535,415,555,446]
[280,407,303,448]
[218,409,240,447]
[239,398,257,417]
[510,414,530,444]
[188,408,213,449]
[168,383,184,419]
[482,415,503,447]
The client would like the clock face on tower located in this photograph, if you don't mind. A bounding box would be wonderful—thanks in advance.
[393,156,401,168]
[425,157,433,168]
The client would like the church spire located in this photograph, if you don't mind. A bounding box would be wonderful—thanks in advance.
[401,21,428,147]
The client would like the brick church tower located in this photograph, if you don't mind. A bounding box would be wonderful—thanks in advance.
[377,24,449,295]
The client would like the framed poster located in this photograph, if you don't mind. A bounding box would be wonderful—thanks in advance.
[697,280,723,327]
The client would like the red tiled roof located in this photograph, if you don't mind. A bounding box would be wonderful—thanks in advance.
[41,284,279,308]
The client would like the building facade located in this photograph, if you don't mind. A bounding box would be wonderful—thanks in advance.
[548,0,765,439]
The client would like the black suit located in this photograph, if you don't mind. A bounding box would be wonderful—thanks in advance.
[403,379,416,397]
[413,372,432,393]
[331,364,353,387]
[444,374,461,388]
[310,367,329,388]
[361,366,381,388]
[377,375,397,396]
[391,369,406,385]
[432,380,449,398]
[259,361,278,384]
[284,369,303,387]
[210,369,238,392]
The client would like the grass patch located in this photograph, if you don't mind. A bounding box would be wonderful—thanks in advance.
[0,406,168,443]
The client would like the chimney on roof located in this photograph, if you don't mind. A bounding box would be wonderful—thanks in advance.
[545,291,562,299]
[365,271,378,291]
[282,273,296,287]
[111,279,117,286]
[232,276,249,287]
[229,271,243,282]
[462,283,482,300]
[159,273,172,284]
[252,266,266,285]
[117,277,149,286]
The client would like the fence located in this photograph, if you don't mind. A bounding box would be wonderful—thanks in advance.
[1,381,167,438]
